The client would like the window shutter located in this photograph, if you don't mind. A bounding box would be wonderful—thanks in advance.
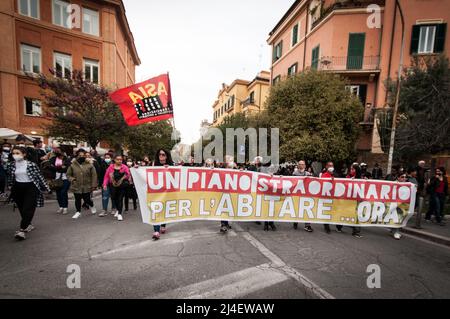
[434,23,447,53]
[410,25,421,54]
[279,40,283,58]
[272,45,277,62]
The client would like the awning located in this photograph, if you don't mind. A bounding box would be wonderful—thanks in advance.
[0,128,34,144]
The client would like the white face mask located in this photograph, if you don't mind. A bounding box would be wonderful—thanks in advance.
[127,162,133,167]
[13,154,24,161]
[328,167,334,173]
[104,158,111,163]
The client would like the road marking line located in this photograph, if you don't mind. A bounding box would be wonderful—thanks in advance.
[233,224,335,299]
[90,229,237,259]
[148,263,288,299]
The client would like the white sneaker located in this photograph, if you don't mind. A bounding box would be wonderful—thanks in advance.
[24,225,35,233]
[57,207,63,214]
[117,214,123,221]
[393,231,402,240]
[114,212,119,218]
[62,208,68,215]
[90,207,97,215]
[98,210,107,217]
[14,231,26,240]
[72,212,81,219]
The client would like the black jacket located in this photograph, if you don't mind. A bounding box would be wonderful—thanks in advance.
[48,156,72,179]
[428,176,448,195]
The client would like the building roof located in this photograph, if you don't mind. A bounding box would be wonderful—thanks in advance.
[102,0,141,65]
[268,0,302,37]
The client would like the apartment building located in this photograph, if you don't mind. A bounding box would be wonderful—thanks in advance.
[267,0,448,161]
[212,71,270,126]
[0,0,140,144]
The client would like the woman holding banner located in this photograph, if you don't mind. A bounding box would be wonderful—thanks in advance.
[152,149,174,240]
[346,163,363,238]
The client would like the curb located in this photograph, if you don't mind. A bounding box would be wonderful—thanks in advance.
[401,227,450,247]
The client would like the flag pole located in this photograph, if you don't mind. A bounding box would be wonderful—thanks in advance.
[167,71,179,142]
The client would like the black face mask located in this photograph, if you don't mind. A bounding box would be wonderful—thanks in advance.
[77,157,86,164]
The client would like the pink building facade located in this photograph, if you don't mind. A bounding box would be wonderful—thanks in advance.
[268,0,449,163]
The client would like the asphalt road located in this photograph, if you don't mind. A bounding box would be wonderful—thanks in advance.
[0,197,449,299]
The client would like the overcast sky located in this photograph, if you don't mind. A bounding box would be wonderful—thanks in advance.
[124,0,295,144]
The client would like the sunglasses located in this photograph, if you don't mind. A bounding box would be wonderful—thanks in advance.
[159,153,167,157]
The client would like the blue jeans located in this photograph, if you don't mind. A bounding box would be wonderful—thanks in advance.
[56,180,70,208]
[102,186,116,211]
[427,193,446,222]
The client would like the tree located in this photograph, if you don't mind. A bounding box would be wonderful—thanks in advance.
[37,70,125,149]
[123,121,177,160]
[394,55,450,159]
[264,71,364,162]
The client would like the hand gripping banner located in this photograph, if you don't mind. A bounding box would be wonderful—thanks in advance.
[131,167,416,228]
[109,73,173,126]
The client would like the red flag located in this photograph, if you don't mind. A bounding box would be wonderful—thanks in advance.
[109,74,174,126]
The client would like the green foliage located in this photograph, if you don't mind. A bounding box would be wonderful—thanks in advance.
[395,55,450,158]
[264,70,364,162]
[37,70,126,149]
[123,121,177,160]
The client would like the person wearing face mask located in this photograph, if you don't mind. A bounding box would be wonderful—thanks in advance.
[292,160,314,232]
[6,146,50,240]
[124,159,138,213]
[320,161,343,234]
[66,149,98,219]
[12,135,38,164]
[103,155,131,221]
[49,148,71,214]
[98,153,116,217]
[426,167,448,226]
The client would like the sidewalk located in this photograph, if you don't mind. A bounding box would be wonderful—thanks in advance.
[402,214,450,247]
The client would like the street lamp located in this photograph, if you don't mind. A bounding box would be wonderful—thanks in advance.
[386,0,405,175]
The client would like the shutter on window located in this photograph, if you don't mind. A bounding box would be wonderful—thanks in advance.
[434,23,447,53]
[410,25,421,54]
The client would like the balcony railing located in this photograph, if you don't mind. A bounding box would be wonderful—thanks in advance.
[319,56,380,71]
[311,0,386,29]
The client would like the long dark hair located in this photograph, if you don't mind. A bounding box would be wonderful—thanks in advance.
[154,148,174,166]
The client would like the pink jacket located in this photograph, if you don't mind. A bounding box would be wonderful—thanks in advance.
[103,164,131,187]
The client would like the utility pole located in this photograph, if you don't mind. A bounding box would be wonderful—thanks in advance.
[386,0,405,175]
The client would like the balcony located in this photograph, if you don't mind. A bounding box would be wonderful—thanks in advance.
[311,0,386,30]
[319,56,380,72]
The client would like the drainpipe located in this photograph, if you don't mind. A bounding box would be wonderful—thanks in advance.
[385,0,397,104]
[302,1,310,71]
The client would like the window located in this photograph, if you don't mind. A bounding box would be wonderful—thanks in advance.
[231,95,235,107]
[292,24,299,47]
[419,26,436,54]
[288,63,298,76]
[18,0,39,19]
[411,24,447,54]
[21,44,41,74]
[311,45,320,70]
[272,75,281,86]
[83,59,99,84]
[345,84,367,105]
[82,7,99,36]
[272,41,283,63]
[24,98,42,116]
[53,0,70,28]
[249,91,255,104]
[54,52,72,79]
